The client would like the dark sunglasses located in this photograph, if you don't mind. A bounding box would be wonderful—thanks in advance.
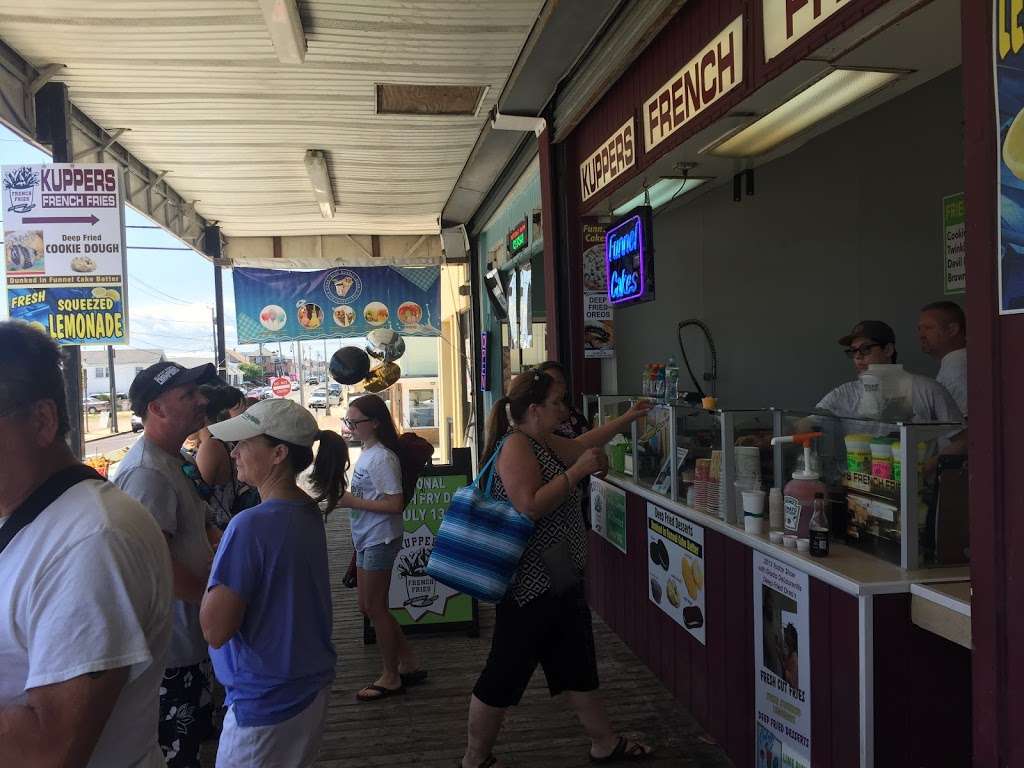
[343,417,372,429]
[844,342,881,359]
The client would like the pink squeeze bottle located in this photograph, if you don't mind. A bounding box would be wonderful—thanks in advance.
[770,432,827,539]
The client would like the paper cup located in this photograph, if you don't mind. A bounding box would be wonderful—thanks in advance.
[742,489,766,517]
[744,516,764,534]
[797,538,810,553]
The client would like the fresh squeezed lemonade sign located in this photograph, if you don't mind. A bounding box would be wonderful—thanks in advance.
[3,164,128,344]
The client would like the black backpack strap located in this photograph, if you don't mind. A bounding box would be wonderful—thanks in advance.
[0,464,104,555]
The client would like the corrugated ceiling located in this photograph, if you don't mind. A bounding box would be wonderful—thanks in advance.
[0,0,544,237]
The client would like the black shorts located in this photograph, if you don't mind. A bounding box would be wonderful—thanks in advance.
[473,586,599,708]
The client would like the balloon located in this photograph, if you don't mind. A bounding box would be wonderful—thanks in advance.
[329,346,371,385]
[363,362,401,393]
[365,328,406,363]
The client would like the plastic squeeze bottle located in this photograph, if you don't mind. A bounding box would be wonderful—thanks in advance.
[769,432,827,539]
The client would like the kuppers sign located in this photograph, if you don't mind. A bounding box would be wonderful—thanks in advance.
[3,164,128,345]
[643,16,743,153]
[580,118,636,204]
[763,0,853,62]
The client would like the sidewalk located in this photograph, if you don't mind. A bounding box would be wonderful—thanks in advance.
[84,410,134,442]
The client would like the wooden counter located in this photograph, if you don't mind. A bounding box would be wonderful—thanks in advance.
[911,581,972,649]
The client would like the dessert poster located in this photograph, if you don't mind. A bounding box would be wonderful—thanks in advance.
[646,502,706,645]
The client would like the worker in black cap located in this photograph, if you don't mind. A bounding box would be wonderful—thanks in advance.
[113,361,221,766]
[816,320,961,422]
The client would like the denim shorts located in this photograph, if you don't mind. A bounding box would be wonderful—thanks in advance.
[356,539,402,571]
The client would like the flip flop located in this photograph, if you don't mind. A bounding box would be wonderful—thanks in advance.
[355,683,406,702]
[590,736,654,763]
[400,669,428,687]
[455,755,498,768]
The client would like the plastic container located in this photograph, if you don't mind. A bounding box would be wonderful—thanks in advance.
[783,534,797,548]
[797,538,810,553]
[770,530,785,544]
[608,435,629,474]
[844,433,873,474]
[744,517,764,534]
[871,437,894,481]
[891,440,902,485]
[768,487,784,530]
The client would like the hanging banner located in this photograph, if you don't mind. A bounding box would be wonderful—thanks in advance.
[996,7,1024,312]
[647,502,706,644]
[582,220,614,358]
[389,468,474,627]
[943,192,966,294]
[518,263,533,349]
[3,164,128,344]
[753,552,811,768]
[590,476,627,553]
[232,265,440,343]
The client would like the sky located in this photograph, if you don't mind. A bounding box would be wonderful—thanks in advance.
[0,123,244,359]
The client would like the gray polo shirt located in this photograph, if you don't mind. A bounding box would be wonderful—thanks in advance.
[114,435,213,668]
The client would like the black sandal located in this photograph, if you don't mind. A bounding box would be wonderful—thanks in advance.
[456,755,498,768]
[400,669,429,687]
[355,683,405,702]
[590,736,654,763]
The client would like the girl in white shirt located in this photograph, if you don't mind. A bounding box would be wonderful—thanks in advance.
[339,395,425,701]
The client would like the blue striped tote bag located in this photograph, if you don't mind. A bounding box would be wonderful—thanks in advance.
[426,439,534,602]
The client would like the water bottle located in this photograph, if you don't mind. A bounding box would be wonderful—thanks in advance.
[664,357,679,403]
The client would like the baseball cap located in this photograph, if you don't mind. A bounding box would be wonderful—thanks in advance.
[838,320,896,348]
[130,361,218,416]
[208,398,320,447]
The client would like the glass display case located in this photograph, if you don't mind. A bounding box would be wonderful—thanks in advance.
[592,397,968,570]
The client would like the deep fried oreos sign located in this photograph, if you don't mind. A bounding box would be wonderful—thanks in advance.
[605,207,654,306]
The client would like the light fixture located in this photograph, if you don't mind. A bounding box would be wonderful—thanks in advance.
[613,177,708,216]
[258,0,306,64]
[490,109,546,136]
[708,69,903,158]
[304,150,335,219]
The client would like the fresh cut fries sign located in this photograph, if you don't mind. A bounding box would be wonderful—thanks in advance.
[3,164,129,344]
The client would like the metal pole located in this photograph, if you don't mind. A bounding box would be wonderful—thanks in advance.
[206,226,227,382]
[107,345,119,433]
[296,341,306,408]
[323,339,331,416]
[36,82,84,458]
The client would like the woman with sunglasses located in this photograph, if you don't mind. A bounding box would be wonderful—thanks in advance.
[338,394,425,701]
[199,398,349,767]
[461,370,654,768]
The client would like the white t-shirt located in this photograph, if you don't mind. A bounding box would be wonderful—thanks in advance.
[348,443,404,551]
[936,348,968,416]
[816,374,962,427]
[114,436,213,667]
[0,478,172,768]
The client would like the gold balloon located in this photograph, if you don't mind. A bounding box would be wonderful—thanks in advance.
[363,362,401,393]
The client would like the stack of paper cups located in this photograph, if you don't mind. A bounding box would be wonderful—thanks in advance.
[742,489,766,534]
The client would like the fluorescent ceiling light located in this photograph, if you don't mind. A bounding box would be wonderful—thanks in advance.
[709,69,902,158]
[258,0,306,64]
[613,177,708,216]
[304,150,335,219]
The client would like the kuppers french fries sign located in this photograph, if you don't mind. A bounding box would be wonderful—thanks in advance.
[3,164,129,344]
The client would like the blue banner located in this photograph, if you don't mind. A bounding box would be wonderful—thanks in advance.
[998,6,1024,313]
[232,266,440,343]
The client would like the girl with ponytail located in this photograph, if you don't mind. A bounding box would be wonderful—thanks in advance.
[462,369,655,768]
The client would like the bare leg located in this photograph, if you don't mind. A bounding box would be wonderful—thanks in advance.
[462,694,507,768]
[356,568,402,691]
[565,690,653,759]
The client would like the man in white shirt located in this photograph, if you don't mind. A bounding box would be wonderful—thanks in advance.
[816,320,962,423]
[918,301,968,416]
[0,321,172,767]
[115,360,218,767]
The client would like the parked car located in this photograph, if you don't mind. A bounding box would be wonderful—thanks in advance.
[328,382,341,395]
[83,396,110,414]
[309,388,328,410]
[291,380,300,391]
[130,414,143,433]
[306,377,320,385]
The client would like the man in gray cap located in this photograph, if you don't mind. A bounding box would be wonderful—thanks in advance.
[816,320,961,422]
[114,360,218,768]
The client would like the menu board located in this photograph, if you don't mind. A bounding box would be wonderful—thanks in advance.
[646,502,706,644]
[590,476,627,553]
[582,220,614,358]
[3,164,128,344]
[753,552,811,768]
[388,469,473,627]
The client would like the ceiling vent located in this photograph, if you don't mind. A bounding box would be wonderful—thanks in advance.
[376,84,488,116]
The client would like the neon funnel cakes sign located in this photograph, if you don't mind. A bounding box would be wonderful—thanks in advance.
[605,211,652,305]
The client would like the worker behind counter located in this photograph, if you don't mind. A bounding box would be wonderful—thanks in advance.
[815,320,962,423]
[918,301,968,417]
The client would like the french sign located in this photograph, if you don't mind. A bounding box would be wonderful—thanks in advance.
[753,552,811,768]
[643,16,743,153]
[579,118,636,204]
[3,164,128,344]
[763,0,853,62]
[943,193,965,295]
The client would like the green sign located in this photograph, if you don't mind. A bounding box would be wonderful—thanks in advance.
[943,192,965,294]
[507,217,529,259]
[388,472,473,626]
[590,476,628,553]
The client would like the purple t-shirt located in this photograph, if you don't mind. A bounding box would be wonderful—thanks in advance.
[208,499,336,726]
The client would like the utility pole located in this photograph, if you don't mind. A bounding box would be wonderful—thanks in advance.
[36,82,84,458]
[107,345,119,433]
[207,226,227,382]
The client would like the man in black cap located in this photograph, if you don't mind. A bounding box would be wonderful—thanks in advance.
[816,320,961,422]
[113,361,218,768]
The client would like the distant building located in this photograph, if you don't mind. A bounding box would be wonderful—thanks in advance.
[172,355,244,388]
[82,348,165,397]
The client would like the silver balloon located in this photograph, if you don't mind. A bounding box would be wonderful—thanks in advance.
[365,328,406,363]
[363,362,401,393]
